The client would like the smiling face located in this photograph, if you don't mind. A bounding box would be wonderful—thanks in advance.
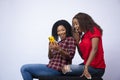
[57,25,66,40]
[72,18,82,32]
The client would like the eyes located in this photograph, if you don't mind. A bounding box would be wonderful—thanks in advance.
[57,28,66,33]
[72,19,79,27]
[73,22,79,27]
[57,25,66,34]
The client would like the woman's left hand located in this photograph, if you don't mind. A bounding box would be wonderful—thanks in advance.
[80,66,92,79]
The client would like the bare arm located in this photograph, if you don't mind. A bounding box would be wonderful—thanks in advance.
[81,37,99,79]
[85,37,99,66]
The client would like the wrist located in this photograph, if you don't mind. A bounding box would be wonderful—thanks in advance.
[84,65,88,69]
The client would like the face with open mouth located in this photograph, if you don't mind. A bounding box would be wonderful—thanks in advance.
[57,25,66,40]
[72,18,81,33]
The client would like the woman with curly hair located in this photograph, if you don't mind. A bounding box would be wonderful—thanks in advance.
[20,20,76,80]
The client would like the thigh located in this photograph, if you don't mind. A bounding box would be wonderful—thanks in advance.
[64,64,105,77]
[88,67,105,77]
[21,64,62,77]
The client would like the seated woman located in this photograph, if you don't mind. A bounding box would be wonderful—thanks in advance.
[20,19,76,80]
[62,12,106,80]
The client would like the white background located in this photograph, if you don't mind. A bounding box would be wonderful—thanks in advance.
[0,0,120,80]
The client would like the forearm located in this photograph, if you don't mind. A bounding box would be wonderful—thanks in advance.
[85,48,97,67]
[85,38,99,67]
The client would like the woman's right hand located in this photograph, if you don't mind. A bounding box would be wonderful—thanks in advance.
[72,31,80,44]
[72,27,82,44]
[49,42,58,51]
[49,42,54,51]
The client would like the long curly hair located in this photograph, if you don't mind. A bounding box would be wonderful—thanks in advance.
[52,20,72,41]
[73,12,103,34]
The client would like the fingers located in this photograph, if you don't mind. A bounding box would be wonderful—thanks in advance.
[80,68,92,79]
[49,42,59,51]
[62,65,67,74]
[84,72,92,79]
[80,73,92,79]
[80,73,84,77]
[62,65,72,74]
[49,42,57,46]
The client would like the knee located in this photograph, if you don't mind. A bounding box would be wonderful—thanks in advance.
[20,64,29,73]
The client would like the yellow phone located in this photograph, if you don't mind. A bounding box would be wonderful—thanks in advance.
[48,36,55,43]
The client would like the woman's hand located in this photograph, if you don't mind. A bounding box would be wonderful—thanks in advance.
[73,32,80,44]
[49,42,59,51]
[72,27,82,44]
[80,38,99,79]
[81,66,92,79]
[62,65,71,74]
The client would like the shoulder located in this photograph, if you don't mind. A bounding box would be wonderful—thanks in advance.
[87,26,101,35]
[89,26,101,38]
[93,26,101,33]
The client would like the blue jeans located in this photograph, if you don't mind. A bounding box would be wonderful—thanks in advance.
[65,63,105,78]
[20,64,62,80]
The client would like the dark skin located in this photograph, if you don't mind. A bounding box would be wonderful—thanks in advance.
[48,25,71,60]
[72,27,83,59]
[72,18,99,79]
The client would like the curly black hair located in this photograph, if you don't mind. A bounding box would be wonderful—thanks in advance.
[52,20,72,41]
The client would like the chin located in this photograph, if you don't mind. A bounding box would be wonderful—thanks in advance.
[59,35,66,40]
